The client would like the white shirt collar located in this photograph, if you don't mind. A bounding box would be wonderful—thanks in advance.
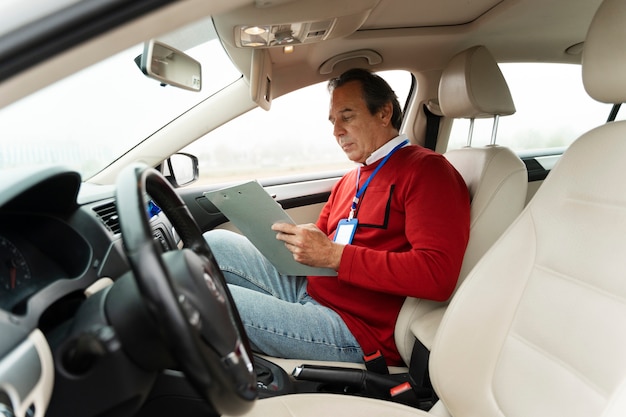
[364,134,410,165]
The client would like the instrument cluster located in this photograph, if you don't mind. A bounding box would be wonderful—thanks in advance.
[0,214,91,314]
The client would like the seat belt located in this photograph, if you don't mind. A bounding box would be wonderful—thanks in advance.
[423,103,441,151]
[363,340,430,388]
[408,338,431,388]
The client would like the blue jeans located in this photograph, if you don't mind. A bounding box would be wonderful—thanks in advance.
[203,229,364,363]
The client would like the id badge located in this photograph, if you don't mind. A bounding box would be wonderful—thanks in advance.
[333,218,358,245]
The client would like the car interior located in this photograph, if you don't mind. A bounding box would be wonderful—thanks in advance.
[222,2,626,416]
[1,0,625,416]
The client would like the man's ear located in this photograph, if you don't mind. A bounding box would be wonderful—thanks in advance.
[379,101,393,126]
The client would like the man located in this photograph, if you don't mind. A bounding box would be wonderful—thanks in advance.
[204,68,470,366]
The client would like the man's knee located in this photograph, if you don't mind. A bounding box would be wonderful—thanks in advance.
[204,228,235,244]
[204,229,245,253]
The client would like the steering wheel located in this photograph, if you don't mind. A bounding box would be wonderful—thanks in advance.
[115,163,256,416]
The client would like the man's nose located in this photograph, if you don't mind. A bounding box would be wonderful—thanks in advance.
[333,121,345,138]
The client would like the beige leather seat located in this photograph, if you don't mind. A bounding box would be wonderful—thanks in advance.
[264,45,528,378]
[396,46,528,364]
[226,0,626,415]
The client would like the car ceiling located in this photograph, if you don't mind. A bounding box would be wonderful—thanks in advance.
[213,0,603,97]
[0,0,604,112]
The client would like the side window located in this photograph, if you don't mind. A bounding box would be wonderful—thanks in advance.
[447,63,613,152]
[181,70,412,185]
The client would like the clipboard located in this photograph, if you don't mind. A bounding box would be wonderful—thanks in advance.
[204,181,337,276]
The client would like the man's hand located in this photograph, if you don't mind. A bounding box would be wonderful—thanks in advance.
[272,222,344,270]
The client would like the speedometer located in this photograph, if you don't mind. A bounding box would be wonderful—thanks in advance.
[0,235,32,295]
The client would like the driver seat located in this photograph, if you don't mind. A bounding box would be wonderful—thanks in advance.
[263,44,527,379]
[226,0,626,415]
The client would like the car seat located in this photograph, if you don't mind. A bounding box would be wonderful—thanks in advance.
[262,45,527,384]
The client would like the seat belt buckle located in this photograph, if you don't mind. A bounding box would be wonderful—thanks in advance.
[389,381,424,407]
[363,350,388,374]
[390,381,413,397]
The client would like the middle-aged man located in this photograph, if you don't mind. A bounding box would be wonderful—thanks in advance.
[203,68,470,366]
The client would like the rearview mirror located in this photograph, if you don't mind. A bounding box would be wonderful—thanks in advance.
[139,40,202,92]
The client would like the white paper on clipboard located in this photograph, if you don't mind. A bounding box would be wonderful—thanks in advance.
[203,181,337,276]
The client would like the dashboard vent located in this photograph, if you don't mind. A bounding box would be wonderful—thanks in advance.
[93,202,121,234]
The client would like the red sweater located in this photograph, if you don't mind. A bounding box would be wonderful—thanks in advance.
[307,145,470,365]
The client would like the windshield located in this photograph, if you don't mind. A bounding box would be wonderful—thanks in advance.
[0,18,241,179]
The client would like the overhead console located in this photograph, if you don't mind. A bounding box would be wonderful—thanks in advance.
[214,0,380,50]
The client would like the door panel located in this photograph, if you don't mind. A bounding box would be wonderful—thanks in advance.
[180,176,340,234]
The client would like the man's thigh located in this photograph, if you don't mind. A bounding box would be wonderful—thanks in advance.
[205,229,307,300]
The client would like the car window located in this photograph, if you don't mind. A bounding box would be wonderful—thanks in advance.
[180,70,413,185]
[447,63,614,152]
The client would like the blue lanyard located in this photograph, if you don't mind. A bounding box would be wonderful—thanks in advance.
[349,139,409,220]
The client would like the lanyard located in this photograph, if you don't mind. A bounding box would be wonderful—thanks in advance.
[348,139,409,220]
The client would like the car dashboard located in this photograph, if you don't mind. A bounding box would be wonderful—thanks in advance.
[0,166,180,417]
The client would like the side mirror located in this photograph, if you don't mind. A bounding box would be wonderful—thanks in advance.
[164,153,199,187]
[138,40,202,91]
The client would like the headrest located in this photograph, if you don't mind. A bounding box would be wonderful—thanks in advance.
[438,46,515,119]
[582,0,626,104]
